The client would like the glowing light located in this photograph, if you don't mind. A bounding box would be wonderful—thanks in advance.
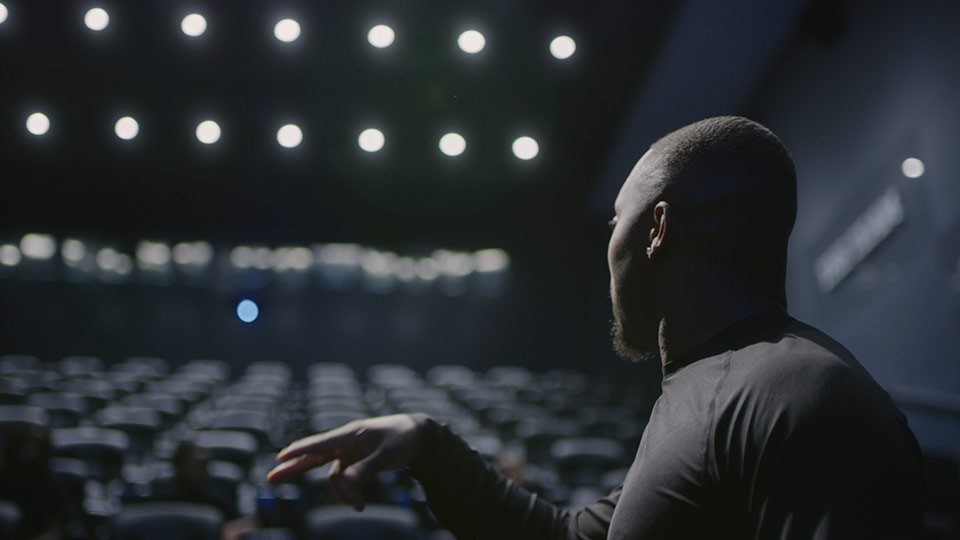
[136,241,171,267]
[457,30,485,54]
[172,241,213,266]
[61,239,87,264]
[26,112,50,136]
[114,116,139,140]
[550,35,576,60]
[367,24,395,48]
[433,250,474,277]
[20,234,56,260]
[901,157,924,179]
[273,246,313,271]
[274,19,301,42]
[512,136,539,160]
[196,120,221,144]
[84,8,109,31]
[416,258,439,281]
[236,299,259,323]
[276,124,303,148]
[358,128,385,152]
[394,257,416,282]
[0,4,8,25]
[474,249,510,272]
[0,244,21,267]
[181,13,207,37]
[361,250,396,276]
[96,247,121,270]
[439,132,466,157]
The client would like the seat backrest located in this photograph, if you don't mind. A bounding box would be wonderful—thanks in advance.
[189,430,258,469]
[0,405,49,447]
[304,504,419,540]
[111,502,222,540]
[52,427,129,480]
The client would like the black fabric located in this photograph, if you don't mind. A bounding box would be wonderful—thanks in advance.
[408,312,924,539]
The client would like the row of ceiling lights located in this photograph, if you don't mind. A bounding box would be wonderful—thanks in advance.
[0,4,578,60]
[20,113,541,159]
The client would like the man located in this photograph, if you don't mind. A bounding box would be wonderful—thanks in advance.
[268,117,924,538]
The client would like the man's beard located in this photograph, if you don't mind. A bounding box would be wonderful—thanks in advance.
[611,318,658,364]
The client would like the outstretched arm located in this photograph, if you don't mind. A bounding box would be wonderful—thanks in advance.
[268,413,617,539]
[267,414,421,510]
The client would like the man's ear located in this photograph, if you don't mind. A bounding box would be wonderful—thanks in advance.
[647,201,673,259]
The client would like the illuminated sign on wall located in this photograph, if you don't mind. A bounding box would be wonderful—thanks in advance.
[814,186,904,293]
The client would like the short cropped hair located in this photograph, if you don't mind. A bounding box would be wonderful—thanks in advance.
[651,116,797,306]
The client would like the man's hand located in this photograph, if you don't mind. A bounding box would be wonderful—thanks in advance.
[266,414,422,511]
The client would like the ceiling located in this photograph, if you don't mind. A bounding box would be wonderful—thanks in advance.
[0,0,825,266]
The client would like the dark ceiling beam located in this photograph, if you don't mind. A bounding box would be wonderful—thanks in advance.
[589,0,811,216]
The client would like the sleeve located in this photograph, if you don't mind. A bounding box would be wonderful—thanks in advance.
[407,414,617,540]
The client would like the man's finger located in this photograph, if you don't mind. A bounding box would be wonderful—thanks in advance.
[266,453,329,483]
[275,423,357,462]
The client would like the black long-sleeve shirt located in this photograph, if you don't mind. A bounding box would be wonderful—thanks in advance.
[409,312,924,539]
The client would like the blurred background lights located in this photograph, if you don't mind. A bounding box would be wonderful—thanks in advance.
[84,7,109,31]
[439,132,466,157]
[136,241,171,267]
[236,299,259,323]
[0,244,21,267]
[550,35,577,59]
[181,13,207,37]
[358,128,385,152]
[901,157,925,179]
[474,248,510,272]
[61,239,87,265]
[367,24,395,48]
[458,30,485,54]
[276,124,303,148]
[114,116,139,140]
[274,18,300,42]
[172,241,213,266]
[512,136,540,160]
[26,112,50,136]
[196,120,221,144]
[0,3,8,25]
[20,234,56,260]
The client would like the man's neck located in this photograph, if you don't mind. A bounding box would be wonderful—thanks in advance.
[658,292,785,371]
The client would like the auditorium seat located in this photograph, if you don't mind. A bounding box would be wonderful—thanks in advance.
[551,437,626,488]
[303,504,420,540]
[200,410,275,451]
[123,392,184,429]
[119,357,170,378]
[179,359,231,382]
[59,355,105,379]
[0,377,26,405]
[188,430,259,471]
[0,404,49,446]
[0,354,40,374]
[52,426,129,481]
[515,417,582,465]
[25,391,88,428]
[151,459,244,513]
[59,378,116,411]
[95,405,162,458]
[111,501,222,540]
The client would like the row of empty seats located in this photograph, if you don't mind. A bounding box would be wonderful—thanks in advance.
[0,353,660,538]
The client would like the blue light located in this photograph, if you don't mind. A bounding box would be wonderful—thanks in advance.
[236,299,259,323]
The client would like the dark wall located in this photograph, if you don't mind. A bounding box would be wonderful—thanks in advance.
[750,0,960,457]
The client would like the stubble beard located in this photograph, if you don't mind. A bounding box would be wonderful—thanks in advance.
[611,317,659,364]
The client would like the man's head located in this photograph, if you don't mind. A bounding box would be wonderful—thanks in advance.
[608,116,796,362]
